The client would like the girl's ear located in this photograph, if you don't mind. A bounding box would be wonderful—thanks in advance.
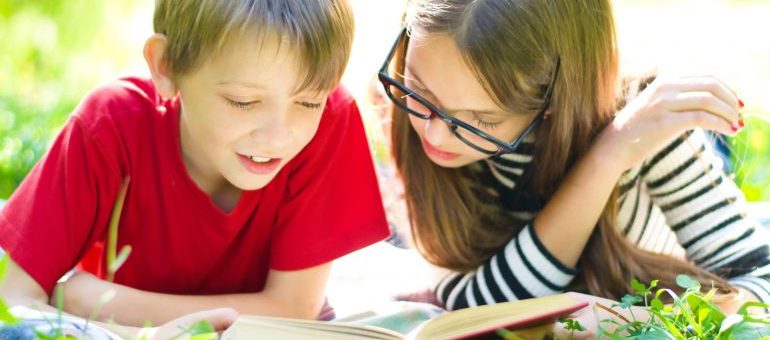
[143,33,177,99]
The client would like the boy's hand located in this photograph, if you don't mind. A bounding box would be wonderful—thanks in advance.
[147,307,238,340]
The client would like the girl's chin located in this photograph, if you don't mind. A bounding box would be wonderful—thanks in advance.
[425,154,477,168]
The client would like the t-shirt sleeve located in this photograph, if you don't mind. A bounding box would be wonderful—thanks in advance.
[268,87,390,270]
[0,101,123,295]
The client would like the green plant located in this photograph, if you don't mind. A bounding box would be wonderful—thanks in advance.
[559,317,586,339]
[598,275,770,339]
[730,109,770,201]
[106,177,132,282]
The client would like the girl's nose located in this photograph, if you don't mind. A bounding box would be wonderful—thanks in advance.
[423,114,453,148]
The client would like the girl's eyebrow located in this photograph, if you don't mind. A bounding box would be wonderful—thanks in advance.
[404,66,430,91]
[404,65,506,116]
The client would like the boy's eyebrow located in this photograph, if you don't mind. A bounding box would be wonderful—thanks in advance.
[216,80,267,89]
[216,80,324,99]
[404,65,506,116]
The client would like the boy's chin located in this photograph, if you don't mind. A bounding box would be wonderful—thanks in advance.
[228,174,277,191]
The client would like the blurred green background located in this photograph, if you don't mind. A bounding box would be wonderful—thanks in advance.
[0,0,768,201]
[0,0,150,199]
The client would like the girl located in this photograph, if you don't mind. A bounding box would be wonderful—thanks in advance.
[379,0,770,334]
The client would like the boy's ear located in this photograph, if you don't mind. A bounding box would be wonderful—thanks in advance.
[143,33,177,99]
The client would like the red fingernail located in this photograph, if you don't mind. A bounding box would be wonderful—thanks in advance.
[738,99,745,108]
[739,119,745,128]
[731,125,738,132]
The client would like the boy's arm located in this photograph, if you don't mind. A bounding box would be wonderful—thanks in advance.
[0,261,138,338]
[1,256,238,339]
[60,262,331,326]
[0,256,49,308]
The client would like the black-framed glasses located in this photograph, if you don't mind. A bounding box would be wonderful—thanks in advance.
[377,27,560,156]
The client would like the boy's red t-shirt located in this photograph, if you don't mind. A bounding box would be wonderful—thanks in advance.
[0,77,389,295]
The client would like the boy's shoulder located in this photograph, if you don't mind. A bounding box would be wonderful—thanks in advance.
[73,76,163,129]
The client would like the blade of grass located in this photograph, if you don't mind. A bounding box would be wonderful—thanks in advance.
[596,302,632,324]
[106,177,130,282]
[55,284,64,337]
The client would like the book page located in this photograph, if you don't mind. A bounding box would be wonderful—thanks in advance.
[220,315,404,340]
[414,293,587,339]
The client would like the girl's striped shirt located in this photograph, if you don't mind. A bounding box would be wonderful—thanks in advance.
[435,128,770,310]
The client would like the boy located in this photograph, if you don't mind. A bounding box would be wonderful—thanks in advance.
[0,0,388,335]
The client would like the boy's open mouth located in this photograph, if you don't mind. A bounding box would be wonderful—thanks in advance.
[236,153,282,175]
[249,155,272,163]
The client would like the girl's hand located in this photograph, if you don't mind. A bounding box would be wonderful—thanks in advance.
[595,76,743,174]
[552,292,651,339]
[714,288,760,315]
[147,307,238,340]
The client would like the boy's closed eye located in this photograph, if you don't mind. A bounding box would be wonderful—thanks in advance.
[297,101,323,110]
[221,97,323,111]
[224,97,261,110]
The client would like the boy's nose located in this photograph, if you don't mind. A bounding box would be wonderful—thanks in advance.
[423,115,453,148]
[251,114,292,150]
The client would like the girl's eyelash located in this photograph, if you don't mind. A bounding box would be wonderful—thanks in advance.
[475,119,501,129]
[473,113,502,129]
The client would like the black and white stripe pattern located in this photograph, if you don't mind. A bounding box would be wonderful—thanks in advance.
[435,129,770,310]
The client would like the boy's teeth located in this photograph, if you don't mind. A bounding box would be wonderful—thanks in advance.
[249,156,271,163]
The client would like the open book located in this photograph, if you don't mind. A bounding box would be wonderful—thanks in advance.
[220,293,588,340]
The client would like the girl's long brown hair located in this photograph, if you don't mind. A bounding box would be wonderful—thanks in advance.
[391,0,735,301]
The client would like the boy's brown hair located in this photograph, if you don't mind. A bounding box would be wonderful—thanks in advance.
[153,0,354,92]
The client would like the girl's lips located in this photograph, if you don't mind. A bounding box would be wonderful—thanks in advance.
[421,139,460,161]
[236,153,282,175]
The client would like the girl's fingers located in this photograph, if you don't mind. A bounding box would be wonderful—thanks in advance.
[668,91,739,128]
[673,110,738,137]
[666,76,742,112]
